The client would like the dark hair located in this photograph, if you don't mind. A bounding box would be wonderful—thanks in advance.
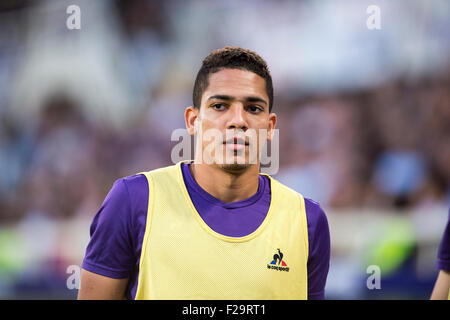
[193,46,273,112]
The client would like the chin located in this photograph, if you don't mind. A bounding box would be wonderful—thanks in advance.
[219,162,252,172]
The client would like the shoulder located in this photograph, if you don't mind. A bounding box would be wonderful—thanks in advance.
[87,173,150,251]
[269,177,327,220]
[102,174,148,205]
[138,163,183,189]
[92,174,148,222]
[114,163,182,203]
[115,173,150,215]
[119,173,149,194]
[303,197,329,234]
[94,174,149,227]
[304,198,328,221]
[268,176,305,200]
[145,163,180,177]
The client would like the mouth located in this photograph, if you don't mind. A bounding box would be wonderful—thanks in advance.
[223,137,249,151]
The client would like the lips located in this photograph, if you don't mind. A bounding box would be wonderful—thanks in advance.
[223,136,249,152]
[224,137,249,145]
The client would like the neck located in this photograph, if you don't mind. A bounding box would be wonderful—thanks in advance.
[189,162,260,203]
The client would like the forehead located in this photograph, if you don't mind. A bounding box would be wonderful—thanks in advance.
[202,68,268,103]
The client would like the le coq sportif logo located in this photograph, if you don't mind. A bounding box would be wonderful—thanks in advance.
[267,248,289,272]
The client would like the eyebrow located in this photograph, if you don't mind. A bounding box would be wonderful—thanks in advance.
[206,94,267,106]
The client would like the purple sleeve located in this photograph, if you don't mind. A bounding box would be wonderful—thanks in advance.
[305,198,330,300]
[81,178,136,279]
[437,209,450,271]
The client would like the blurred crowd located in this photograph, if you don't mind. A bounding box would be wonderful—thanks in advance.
[276,75,450,210]
[0,0,449,226]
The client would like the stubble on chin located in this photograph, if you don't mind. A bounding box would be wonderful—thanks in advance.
[219,162,252,173]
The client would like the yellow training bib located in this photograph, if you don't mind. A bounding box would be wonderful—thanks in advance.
[135,161,309,299]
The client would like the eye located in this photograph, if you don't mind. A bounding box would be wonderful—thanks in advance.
[247,105,263,114]
[211,103,226,111]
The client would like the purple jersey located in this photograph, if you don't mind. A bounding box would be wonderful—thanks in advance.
[82,163,330,299]
[437,209,450,271]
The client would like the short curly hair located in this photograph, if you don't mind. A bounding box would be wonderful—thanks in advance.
[193,46,273,112]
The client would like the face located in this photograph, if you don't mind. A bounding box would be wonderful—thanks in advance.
[185,68,277,172]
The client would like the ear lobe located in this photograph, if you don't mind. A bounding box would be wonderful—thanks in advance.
[267,130,273,141]
[187,119,196,135]
[267,113,277,141]
[267,129,276,142]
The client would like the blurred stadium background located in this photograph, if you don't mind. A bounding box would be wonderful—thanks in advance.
[0,0,449,299]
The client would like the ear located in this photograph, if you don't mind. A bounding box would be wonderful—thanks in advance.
[267,112,277,141]
[185,106,199,136]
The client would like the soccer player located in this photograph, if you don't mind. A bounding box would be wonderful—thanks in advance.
[78,46,330,300]
[430,209,450,300]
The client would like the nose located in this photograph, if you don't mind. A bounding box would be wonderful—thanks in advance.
[226,104,248,131]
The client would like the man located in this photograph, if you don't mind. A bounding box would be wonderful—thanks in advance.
[430,209,450,300]
[78,46,330,300]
